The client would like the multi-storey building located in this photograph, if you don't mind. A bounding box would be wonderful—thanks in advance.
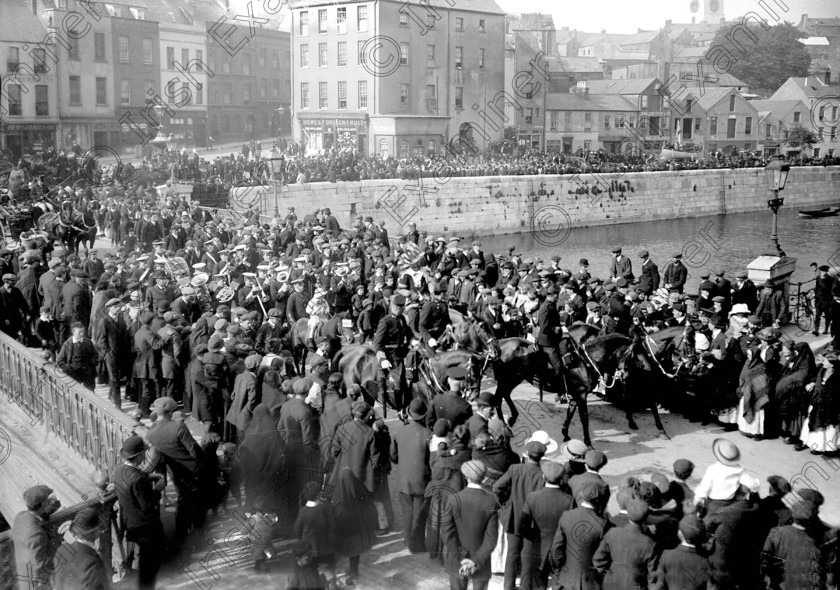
[147,0,210,148]
[769,76,840,157]
[580,78,668,151]
[290,0,506,157]
[750,99,813,157]
[668,86,759,156]
[545,88,639,154]
[0,1,59,159]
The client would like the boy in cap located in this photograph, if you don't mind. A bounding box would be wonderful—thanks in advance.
[653,515,711,590]
[760,502,824,590]
[593,499,658,590]
[12,485,63,590]
[441,460,499,590]
[493,441,547,590]
[53,507,110,590]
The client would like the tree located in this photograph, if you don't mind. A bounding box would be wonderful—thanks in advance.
[708,21,811,94]
[785,123,818,161]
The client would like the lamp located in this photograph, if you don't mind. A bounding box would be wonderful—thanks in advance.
[763,157,790,257]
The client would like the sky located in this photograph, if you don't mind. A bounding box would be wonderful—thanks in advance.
[494,0,840,34]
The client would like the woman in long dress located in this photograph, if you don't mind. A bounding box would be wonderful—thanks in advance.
[776,341,817,445]
[797,352,840,455]
[736,327,781,439]
[238,404,288,512]
[333,467,377,585]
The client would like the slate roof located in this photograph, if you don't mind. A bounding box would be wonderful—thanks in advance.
[290,0,505,14]
[584,78,659,95]
[546,93,637,112]
[1,0,48,42]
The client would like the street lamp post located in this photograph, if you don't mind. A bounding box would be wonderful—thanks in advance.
[764,157,790,258]
[266,152,285,217]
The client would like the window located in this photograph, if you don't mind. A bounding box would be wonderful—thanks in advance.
[181,48,188,68]
[584,112,592,131]
[319,43,327,67]
[813,147,820,157]
[260,78,266,98]
[143,39,152,64]
[223,84,232,104]
[710,116,718,135]
[694,118,701,132]
[525,107,533,124]
[729,94,736,112]
[400,83,409,106]
[119,36,129,62]
[273,79,279,98]
[400,42,408,65]
[259,48,266,67]
[243,85,251,103]
[745,116,752,135]
[318,9,327,33]
[32,48,47,74]
[337,41,347,66]
[95,33,106,62]
[337,7,346,33]
[319,81,328,108]
[641,94,649,109]
[455,86,463,109]
[400,11,408,26]
[426,84,436,110]
[357,5,368,32]
[69,76,81,104]
[455,17,464,31]
[144,79,153,95]
[129,7,144,19]
[243,55,250,75]
[358,41,366,65]
[38,81,66,118]
[301,45,309,67]
[550,111,559,131]
[604,115,610,129]
[7,84,21,115]
[819,106,826,120]
[197,50,203,70]
[223,55,231,73]
[765,124,772,139]
[479,19,485,32]
[832,127,837,141]
[426,14,436,29]
[299,11,309,36]
[57,0,66,7]
[338,81,347,109]
[96,77,107,104]
[301,82,309,109]
[455,46,463,68]
[272,50,279,68]
[793,111,801,123]
[818,127,824,139]
[427,44,435,67]
[181,82,190,105]
[166,47,175,69]
[7,47,19,72]
[358,80,368,109]
[564,111,571,129]
[196,82,203,105]
[120,79,130,104]
[479,48,485,69]
[68,40,79,61]
[727,118,736,138]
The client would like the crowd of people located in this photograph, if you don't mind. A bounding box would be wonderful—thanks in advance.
[2,155,840,590]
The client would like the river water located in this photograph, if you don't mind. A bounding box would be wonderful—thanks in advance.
[480,208,840,293]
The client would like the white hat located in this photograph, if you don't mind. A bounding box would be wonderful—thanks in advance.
[694,333,710,351]
[728,303,750,316]
[526,430,558,454]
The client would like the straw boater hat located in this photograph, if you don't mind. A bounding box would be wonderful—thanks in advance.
[712,438,740,467]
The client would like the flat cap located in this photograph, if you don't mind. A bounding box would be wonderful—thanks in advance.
[151,396,177,413]
[585,449,608,471]
[23,485,54,511]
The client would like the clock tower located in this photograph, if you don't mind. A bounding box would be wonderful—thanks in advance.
[703,0,725,24]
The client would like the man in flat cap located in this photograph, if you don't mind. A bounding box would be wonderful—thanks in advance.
[662,253,688,294]
[328,400,379,492]
[425,365,473,430]
[12,485,62,590]
[0,272,29,341]
[60,269,91,343]
[637,250,660,296]
[94,298,130,408]
[609,247,633,283]
[441,460,499,590]
[226,354,261,441]
[813,264,834,336]
[146,396,207,543]
[732,270,758,312]
[278,378,319,511]
[593,499,658,589]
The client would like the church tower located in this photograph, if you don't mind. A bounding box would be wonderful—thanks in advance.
[703,0,725,24]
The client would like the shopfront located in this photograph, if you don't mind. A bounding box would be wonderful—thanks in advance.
[297,114,369,156]
[1,122,57,160]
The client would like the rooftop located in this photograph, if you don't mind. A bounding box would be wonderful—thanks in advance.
[583,78,660,95]
[0,0,47,42]
[290,0,505,14]
[546,92,637,112]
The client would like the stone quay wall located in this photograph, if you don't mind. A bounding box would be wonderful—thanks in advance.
[230,166,840,239]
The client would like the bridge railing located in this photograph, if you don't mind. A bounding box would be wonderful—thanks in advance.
[0,331,138,472]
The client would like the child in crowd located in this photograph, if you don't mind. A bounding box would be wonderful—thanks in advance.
[218,442,243,509]
[293,482,336,586]
[247,495,279,571]
[287,541,326,590]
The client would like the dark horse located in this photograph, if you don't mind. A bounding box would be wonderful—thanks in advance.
[74,210,98,255]
[289,313,354,375]
[489,325,668,446]
[38,212,78,255]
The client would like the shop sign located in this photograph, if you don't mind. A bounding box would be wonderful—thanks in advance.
[299,118,367,127]
[2,123,56,132]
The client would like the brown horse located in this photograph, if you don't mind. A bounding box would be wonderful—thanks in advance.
[38,212,79,254]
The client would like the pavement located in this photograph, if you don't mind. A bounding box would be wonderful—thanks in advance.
[94,137,281,168]
[99,328,837,590]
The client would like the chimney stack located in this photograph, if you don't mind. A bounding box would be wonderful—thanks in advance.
[825,71,832,84]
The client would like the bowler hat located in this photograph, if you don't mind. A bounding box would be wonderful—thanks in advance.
[475,391,493,408]
[767,475,791,496]
[120,436,147,460]
[408,398,427,421]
